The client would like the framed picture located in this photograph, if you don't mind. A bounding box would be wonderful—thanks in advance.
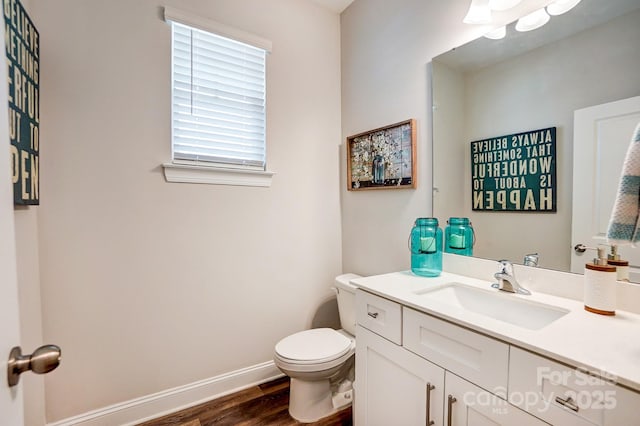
[470,127,556,212]
[346,119,416,191]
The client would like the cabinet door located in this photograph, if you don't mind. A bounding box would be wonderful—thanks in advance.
[356,325,445,426]
[445,372,548,426]
[604,384,640,425]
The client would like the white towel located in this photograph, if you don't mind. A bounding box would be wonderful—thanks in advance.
[607,121,640,245]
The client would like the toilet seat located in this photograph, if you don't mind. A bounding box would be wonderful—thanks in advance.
[276,328,351,363]
[274,328,355,372]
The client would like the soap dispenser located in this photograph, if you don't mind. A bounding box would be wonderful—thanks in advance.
[584,246,617,316]
[607,244,630,282]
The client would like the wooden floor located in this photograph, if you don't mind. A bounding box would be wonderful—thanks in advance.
[137,376,353,426]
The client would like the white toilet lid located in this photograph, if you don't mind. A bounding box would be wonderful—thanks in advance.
[275,328,352,362]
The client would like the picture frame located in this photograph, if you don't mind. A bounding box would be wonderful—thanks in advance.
[346,119,416,191]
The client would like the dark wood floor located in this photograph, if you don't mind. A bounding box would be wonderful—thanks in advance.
[137,376,353,426]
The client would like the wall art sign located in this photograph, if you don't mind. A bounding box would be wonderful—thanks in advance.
[346,119,416,191]
[5,0,39,205]
[471,127,556,212]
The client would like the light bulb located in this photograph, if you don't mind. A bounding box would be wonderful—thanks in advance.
[489,0,522,11]
[463,0,492,24]
[547,0,582,16]
[515,8,550,32]
[484,26,506,39]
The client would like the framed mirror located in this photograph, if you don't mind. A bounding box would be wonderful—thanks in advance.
[432,0,640,279]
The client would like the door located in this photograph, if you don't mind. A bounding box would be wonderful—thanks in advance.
[355,325,445,426]
[445,372,546,426]
[571,96,640,280]
[0,203,23,424]
[0,17,24,422]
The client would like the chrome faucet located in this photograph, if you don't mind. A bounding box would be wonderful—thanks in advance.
[492,260,531,295]
[523,253,539,267]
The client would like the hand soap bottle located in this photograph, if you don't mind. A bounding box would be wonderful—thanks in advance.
[584,246,617,316]
[607,244,630,282]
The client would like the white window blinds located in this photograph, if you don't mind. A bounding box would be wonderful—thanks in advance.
[171,20,267,169]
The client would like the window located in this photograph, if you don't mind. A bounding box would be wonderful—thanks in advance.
[163,8,274,186]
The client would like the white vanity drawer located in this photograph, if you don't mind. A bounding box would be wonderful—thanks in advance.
[509,347,622,426]
[355,290,402,345]
[605,382,640,425]
[403,307,509,396]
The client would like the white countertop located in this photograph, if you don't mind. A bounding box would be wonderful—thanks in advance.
[352,270,640,392]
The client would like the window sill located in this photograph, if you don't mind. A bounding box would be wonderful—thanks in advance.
[162,162,275,187]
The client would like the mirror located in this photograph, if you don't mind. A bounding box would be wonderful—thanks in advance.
[432,0,640,278]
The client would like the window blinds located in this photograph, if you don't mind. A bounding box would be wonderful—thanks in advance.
[171,22,267,169]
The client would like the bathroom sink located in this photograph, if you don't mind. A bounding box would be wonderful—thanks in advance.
[414,283,569,330]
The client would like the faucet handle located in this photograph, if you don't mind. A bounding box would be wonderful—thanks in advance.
[496,259,513,275]
[523,253,539,267]
[493,259,531,295]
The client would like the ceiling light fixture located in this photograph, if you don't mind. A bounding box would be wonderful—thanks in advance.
[484,26,507,39]
[515,8,550,32]
[489,0,522,11]
[463,0,492,24]
[546,0,582,16]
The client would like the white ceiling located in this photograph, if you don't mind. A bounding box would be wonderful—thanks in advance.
[309,0,355,13]
[435,0,640,72]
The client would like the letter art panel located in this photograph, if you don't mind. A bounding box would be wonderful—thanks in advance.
[5,0,40,205]
[471,127,556,212]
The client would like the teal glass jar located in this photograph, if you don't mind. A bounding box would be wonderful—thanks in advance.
[444,217,474,256]
[409,218,442,277]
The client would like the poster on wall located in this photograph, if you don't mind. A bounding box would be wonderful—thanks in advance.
[471,127,556,212]
[5,0,39,205]
[346,119,417,191]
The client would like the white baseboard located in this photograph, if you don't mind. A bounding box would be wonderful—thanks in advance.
[47,361,283,426]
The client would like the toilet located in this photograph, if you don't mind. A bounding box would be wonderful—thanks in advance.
[273,273,360,423]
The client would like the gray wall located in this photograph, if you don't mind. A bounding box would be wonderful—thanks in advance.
[340,0,551,275]
[28,0,343,421]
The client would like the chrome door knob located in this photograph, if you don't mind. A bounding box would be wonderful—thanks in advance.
[7,344,61,387]
[574,243,588,253]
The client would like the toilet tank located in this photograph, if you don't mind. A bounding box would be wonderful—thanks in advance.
[334,273,361,336]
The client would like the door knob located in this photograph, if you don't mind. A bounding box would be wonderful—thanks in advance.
[574,243,589,253]
[7,344,61,387]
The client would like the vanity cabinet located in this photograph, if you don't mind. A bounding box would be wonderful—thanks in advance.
[403,307,509,397]
[355,289,402,344]
[355,290,546,426]
[606,383,640,425]
[355,325,444,426]
[509,347,640,426]
[445,372,547,426]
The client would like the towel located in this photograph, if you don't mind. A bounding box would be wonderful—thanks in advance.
[607,121,640,245]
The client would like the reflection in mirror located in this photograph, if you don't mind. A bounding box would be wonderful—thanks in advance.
[432,0,640,279]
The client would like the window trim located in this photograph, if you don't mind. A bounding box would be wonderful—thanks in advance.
[163,7,274,187]
[164,7,272,53]
[162,161,274,187]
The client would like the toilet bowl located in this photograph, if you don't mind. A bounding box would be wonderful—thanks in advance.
[273,273,360,423]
